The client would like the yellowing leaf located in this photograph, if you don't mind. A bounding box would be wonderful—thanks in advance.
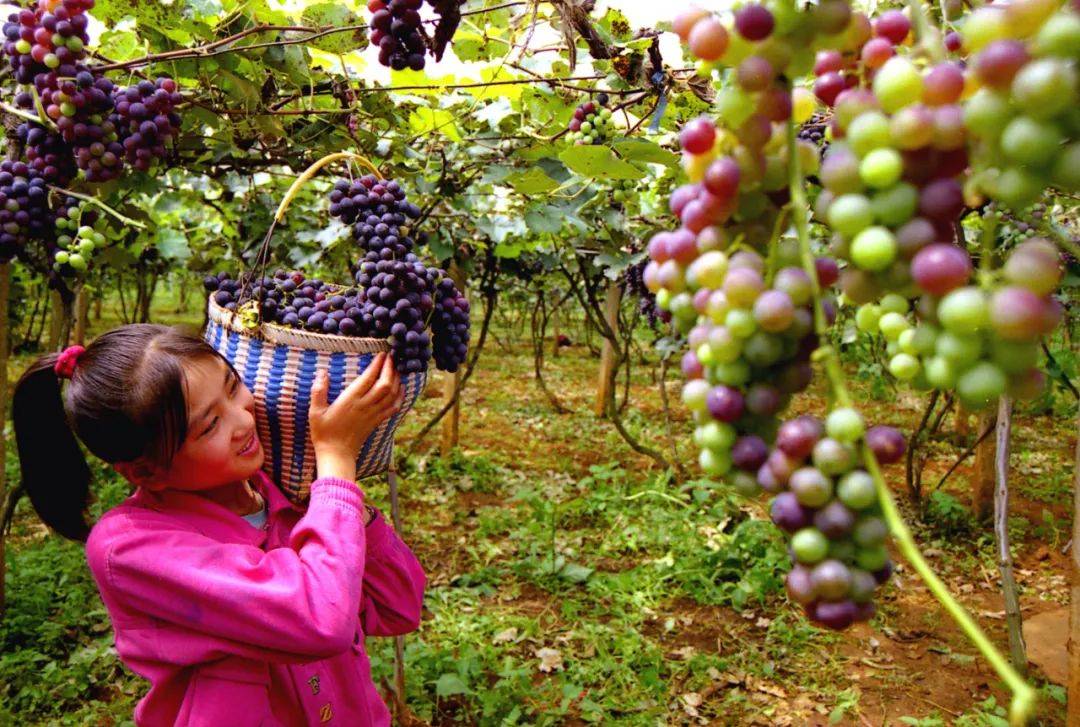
[408,108,461,142]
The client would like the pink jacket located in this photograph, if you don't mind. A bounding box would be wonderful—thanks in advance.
[85,471,426,726]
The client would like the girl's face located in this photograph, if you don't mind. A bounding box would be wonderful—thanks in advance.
[141,355,264,492]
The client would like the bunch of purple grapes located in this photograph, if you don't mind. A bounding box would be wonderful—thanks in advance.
[23,66,124,182]
[329,174,422,258]
[367,0,426,71]
[0,160,52,262]
[353,256,437,373]
[430,277,469,372]
[110,78,182,173]
[17,120,76,185]
[736,412,905,630]
[624,259,670,329]
[2,0,93,84]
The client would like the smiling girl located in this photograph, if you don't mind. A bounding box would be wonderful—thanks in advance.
[13,323,426,726]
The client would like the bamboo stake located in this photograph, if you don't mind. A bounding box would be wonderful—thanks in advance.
[1068,405,1080,727]
[994,397,1027,673]
[593,282,621,416]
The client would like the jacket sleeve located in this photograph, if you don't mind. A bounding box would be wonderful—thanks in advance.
[358,507,427,637]
[87,477,368,663]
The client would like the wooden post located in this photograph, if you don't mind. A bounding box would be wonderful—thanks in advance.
[994,397,1026,673]
[0,264,10,614]
[439,262,465,457]
[972,411,996,521]
[956,403,971,437]
[1068,406,1080,727]
[47,288,65,351]
[385,466,407,710]
[73,286,90,346]
[93,293,102,321]
[593,281,622,417]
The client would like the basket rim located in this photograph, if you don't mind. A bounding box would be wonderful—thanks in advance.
[207,293,391,354]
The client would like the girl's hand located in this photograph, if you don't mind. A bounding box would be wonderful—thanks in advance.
[310,352,402,482]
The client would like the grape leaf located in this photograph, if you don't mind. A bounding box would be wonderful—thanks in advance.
[558,146,646,180]
[408,108,462,142]
[435,673,469,697]
[525,205,563,234]
[155,228,191,262]
[613,139,678,167]
[300,4,368,54]
[504,167,559,195]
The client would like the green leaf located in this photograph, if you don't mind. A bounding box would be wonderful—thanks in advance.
[613,139,678,167]
[155,228,191,262]
[452,32,501,62]
[524,205,563,234]
[96,27,142,62]
[558,561,594,583]
[89,0,138,23]
[473,98,515,130]
[300,4,368,54]
[558,146,646,181]
[408,108,461,142]
[435,673,469,697]
[504,167,559,195]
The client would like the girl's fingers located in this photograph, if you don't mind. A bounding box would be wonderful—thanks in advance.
[309,369,329,416]
[339,352,386,406]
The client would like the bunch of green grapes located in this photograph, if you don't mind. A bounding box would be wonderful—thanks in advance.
[52,196,106,275]
[962,2,1080,209]
[567,95,613,146]
[855,233,1062,409]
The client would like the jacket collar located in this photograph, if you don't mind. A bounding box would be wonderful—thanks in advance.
[128,470,304,547]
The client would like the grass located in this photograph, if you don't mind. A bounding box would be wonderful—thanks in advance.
[0,279,1074,725]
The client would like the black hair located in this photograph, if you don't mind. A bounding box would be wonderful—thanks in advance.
[13,324,233,542]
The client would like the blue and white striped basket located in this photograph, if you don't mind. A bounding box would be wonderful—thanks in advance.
[204,296,427,504]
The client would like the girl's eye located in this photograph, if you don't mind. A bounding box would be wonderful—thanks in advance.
[202,417,218,436]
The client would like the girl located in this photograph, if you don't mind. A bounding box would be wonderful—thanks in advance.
[13,323,427,726]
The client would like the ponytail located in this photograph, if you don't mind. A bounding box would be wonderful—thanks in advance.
[13,353,92,542]
[11,323,231,543]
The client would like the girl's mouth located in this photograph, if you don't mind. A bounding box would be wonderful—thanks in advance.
[238,432,259,457]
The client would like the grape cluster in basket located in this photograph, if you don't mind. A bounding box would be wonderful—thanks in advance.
[205,175,470,376]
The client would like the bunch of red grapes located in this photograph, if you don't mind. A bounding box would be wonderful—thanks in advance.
[0,0,183,268]
[653,0,1075,631]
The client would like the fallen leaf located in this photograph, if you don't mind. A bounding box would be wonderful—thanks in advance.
[535,647,563,673]
[493,627,518,644]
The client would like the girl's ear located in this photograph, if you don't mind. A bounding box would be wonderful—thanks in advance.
[113,460,160,490]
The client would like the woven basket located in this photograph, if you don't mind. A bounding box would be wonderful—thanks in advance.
[205,297,427,504]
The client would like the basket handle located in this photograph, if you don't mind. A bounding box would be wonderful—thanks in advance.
[273,152,384,223]
[247,152,384,302]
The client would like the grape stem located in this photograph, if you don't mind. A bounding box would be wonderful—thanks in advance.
[785,120,1036,726]
[0,103,55,130]
[764,207,790,286]
[47,186,146,229]
[906,0,946,64]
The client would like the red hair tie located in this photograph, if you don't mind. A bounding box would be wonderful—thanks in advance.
[55,345,85,379]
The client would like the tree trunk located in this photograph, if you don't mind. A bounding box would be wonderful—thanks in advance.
[0,264,10,615]
[73,286,90,346]
[531,292,568,413]
[138,270,159,323]
[93,293,102,321]
[972,412,996,521]
[594,282,621,417]
[1068,406,1080,727]
[956,403,971,437]
[994,397,1026,674]
[46,287,65,349]
[439,262,465,457]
